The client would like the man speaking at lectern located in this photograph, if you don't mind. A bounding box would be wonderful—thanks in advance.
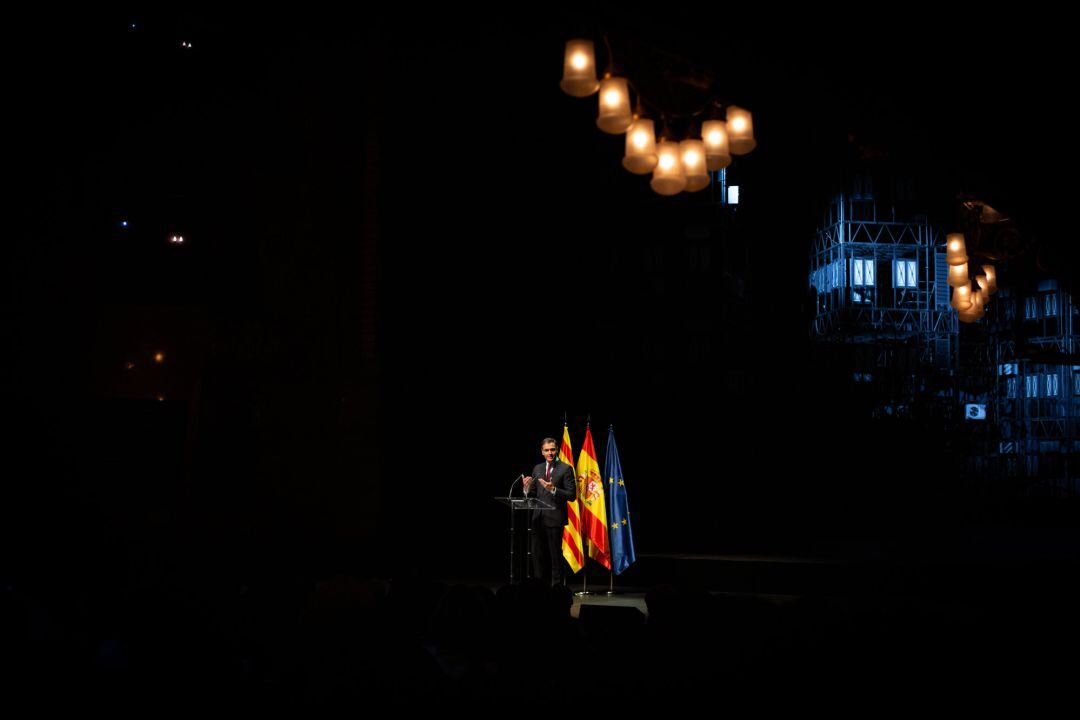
[522,437,577,587]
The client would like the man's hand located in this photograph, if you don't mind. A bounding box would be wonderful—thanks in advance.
[523,476,533,493]
[538,478,554,492]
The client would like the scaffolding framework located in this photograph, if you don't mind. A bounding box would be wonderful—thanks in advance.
[810,193,957,369]
[810,187,1080,496]
[988,281,1080,497]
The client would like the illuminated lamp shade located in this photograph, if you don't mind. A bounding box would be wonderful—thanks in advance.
[596,76,633,134]
[951,283,973,311]
[560,39,599,97]
[622,118,658,174]
[650,141,686,196]
[945,233,968,266]
[959,289,985,322]
[976,276,991,305]
[947,262,970,288]
[680,139,710,192]
[982,264,998,294]
[726,106,756,154]
[701,120,732,170]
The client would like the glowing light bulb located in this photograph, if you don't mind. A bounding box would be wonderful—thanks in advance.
[702,120,732,170]
[946,233,968,266]
[154,352,165,364]
[596,77,632,134]
[651,141,686,195]
[560,39,599,97]
[679,139,709,192]
[622,118,657,174]
[726,106,756,154]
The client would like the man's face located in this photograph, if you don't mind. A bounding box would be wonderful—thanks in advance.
[541,443,558,464]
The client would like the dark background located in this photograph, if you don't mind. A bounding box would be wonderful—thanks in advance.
[5,10,1076,584]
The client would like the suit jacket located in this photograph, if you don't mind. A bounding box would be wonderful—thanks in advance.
[526,460,577,527]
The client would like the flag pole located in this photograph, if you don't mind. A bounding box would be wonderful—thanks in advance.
[606,424,616,596]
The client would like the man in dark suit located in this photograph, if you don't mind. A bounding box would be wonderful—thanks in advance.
[523,437,577,586]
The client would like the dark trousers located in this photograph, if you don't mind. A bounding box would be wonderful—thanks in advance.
[530,520,566,586]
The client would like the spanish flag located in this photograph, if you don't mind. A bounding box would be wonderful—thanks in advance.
[559,424,584,574]
[576,424,610,570]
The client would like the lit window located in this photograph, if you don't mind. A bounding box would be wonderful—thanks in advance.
[1047,374,1059,397]
[893,260,917,288]
[1025,297,1039,320]
[1045,293,1058,317]
[727,186,740,205]
[1025,375,1038,398]
[852,259,875,287]
[1006,377,1018,399]
[851,259,875,303]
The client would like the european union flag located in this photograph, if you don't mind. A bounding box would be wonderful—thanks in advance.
[604,426,636,575]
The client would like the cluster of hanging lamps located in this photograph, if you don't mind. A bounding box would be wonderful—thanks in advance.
[560,38,755,196]
[946,232,997,323]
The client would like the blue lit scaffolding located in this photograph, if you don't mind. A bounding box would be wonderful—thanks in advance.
[809,184,957,370]
[810,179,1080,495]
[988,281,1079,496]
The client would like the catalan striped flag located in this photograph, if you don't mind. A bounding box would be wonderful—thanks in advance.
[559,424,584,574]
